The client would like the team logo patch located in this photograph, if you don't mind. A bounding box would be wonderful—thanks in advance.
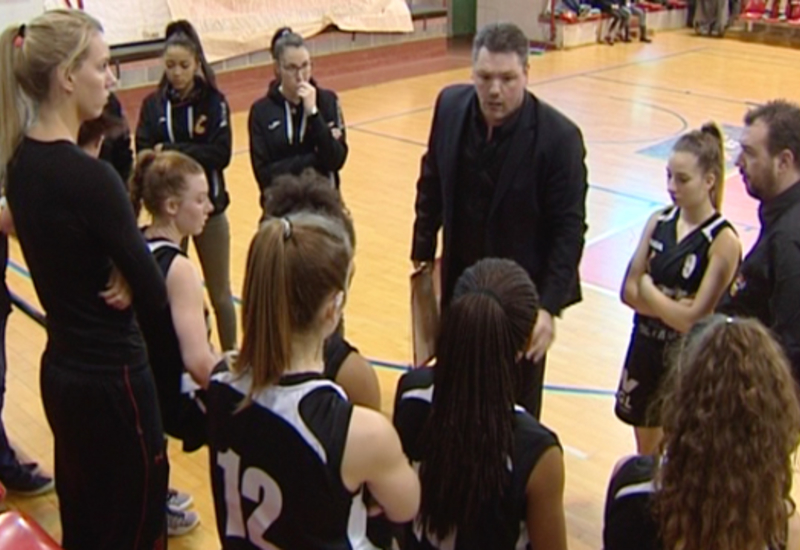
[681,254,697,279]
[194,115,208,136]
[616,369,639,413]
[729,273,746,297]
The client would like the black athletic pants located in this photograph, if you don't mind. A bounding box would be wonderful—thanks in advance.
[40,354,168,550]
[517,355,547,420]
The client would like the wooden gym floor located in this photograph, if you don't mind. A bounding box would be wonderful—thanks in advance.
[3,29,799,549]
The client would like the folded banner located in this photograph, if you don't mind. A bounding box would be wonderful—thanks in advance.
[410,260,440,368]
[44,0,413,59]
[167,0,413,61]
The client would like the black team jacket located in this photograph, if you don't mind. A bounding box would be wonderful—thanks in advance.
[248,78,347,193]
[135,77,232,215]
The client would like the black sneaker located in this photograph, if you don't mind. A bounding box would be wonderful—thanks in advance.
[2,470,54,497]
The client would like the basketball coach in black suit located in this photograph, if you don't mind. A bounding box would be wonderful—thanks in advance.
[411,22,589,419]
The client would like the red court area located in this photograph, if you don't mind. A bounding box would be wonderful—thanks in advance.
[581,173,761,292]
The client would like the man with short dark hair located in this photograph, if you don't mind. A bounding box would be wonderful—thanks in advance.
[718,99,800,379]
[411,22,588,418]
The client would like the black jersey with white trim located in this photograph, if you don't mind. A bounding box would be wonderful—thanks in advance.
[207,370,376,550]
[636,207,733,341]
[603,455,660,550]
[604,455,785,550]
[393,367,560,550]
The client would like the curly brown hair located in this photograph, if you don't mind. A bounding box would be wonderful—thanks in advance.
[655,315,800,550]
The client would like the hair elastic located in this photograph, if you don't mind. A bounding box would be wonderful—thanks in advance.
[281,217,292,240]
[13,24,25,48]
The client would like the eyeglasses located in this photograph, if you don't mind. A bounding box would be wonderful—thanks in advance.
[281,61,311,75]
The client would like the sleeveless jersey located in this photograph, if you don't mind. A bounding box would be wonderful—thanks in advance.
[636,207,733,341]
[207,370,376,550]
[138,237,209,451]
[393,367,560,550]
[604,455,785,550]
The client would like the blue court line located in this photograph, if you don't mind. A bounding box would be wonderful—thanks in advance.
[582,74,762,107]
[529,46,709,88]
[7,258,617,398]
[348,105,433,130]
[369,357,616,396]
[347,126,427,147]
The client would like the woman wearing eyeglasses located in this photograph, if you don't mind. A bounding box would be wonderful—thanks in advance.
[248,27,348,211]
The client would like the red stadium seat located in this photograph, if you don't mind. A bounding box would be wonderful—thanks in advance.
[788,0,800,19]
[741,0,767,17]
[0,512,62,550]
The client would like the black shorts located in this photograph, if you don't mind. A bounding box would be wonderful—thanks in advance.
[40,355,168,550]
[614,330,673,427]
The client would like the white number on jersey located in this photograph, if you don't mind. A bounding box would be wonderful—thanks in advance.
[217,449,283,550]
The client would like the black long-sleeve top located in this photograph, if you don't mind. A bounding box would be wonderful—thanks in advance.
[6,137,167,366]
[717,180,800,379]
[249,79,347,192]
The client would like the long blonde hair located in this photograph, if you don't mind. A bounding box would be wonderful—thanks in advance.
[0,9,102,183]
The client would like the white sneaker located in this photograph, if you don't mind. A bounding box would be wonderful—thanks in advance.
[167,488,193,511]
[167,508,200,537]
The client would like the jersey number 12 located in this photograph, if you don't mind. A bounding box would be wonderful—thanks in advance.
[217,449,283,549]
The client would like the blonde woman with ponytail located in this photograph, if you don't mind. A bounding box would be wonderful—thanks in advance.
[616,123,742,456]
[0,10,169,549]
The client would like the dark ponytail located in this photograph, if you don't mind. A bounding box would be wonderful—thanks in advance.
[418,258,539,541]
[270,26,305,65]
[160,19,217,91]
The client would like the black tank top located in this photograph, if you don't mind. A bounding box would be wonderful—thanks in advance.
[138,237,208,451]
[208,371,375,549]
[635,207,733,341]
[393,367,560,550]
[604,455,786,550]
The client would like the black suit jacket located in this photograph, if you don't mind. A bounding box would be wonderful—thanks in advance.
[411,84,588,315]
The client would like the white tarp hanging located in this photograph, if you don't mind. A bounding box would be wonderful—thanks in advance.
[43,0,414,60]
[165,0,413,61]
[43,0,172,44]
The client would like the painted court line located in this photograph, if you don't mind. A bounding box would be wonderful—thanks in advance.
[582,74,760,107]
[563,445,590,460]
[7,259,618,399]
